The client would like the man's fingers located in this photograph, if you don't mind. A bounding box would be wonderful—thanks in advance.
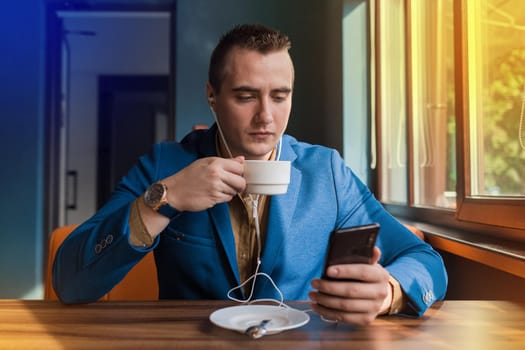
[217,157,245,175]
[309,290,381,312]
[232,155,245,164]
[371,246,381,264]
[324,263,386,284]
[309,300,377,326]
[312,278,388,300]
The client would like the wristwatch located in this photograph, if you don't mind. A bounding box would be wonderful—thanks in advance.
[143,182,180,219]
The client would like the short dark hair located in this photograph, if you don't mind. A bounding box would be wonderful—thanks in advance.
[208,24,292,92]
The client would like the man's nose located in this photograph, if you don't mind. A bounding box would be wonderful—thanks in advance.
[255,97,273,124]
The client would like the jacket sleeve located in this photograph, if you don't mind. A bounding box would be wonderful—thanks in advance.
[52,144,165,304]
[330,150,448,316]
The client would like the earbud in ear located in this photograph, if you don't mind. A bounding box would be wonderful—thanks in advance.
[208,97,216,113]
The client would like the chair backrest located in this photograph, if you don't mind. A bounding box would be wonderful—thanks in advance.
[45,223,423,301]
[404,224,425,240]
[45,225,158,301]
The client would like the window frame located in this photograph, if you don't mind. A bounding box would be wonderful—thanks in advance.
[373,0,525,242]
[454,0,525,231]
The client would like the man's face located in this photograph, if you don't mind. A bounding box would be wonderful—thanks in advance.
[208,47,294,160]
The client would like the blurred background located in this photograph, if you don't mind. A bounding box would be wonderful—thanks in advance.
[0,0,344,299]
[2,0,524,301]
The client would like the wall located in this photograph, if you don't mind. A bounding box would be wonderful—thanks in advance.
[63,14,170,225]
[175,0,343,147]
[0,1,45,298]
[440,250,525,301]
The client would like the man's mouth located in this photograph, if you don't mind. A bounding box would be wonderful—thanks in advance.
[249,130,274,136]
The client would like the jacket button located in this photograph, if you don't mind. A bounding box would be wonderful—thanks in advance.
[423,291,435,305]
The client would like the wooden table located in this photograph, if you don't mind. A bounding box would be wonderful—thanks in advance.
[0,300,523,349]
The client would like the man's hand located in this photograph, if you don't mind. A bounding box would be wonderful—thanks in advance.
[163,156,246,212]
[134,156,246,242]
[309,247,392,325]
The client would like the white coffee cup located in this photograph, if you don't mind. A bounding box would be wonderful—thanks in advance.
[243,160,291,195]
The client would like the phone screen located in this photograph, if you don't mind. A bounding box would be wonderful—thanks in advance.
[322,223,379,280]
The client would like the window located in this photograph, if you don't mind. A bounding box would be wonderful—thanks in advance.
[373,0,525,237]
[376,0,408,204]
[465,0,525,198]
[409,0,456,209]
[457,0,525,230]
[342,0,372,184]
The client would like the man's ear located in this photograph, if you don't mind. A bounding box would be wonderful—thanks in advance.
[206,82,216,108]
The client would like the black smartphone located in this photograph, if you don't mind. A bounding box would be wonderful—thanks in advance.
[322,223,380,280]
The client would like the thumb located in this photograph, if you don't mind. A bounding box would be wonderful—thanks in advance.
[371,246,381,264]
[233,155,245,163]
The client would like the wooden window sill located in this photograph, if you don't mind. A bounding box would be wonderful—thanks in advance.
[400,220,525,279]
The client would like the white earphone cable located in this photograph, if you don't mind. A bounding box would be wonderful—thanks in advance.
[211,108,287,307]
[211,109,235,158]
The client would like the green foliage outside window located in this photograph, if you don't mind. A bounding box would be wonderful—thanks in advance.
[484,48,525,195]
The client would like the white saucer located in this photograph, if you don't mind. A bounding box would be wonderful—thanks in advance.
[209,304,310,335]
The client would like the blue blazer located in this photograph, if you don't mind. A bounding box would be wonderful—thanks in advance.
[53,125,447,316]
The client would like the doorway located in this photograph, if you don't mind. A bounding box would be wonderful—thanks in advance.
[44,2,176,236]
[97,75,170,208]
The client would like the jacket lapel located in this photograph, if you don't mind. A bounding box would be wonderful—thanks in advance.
[194,128,300,294]
[196,125,242,284]
[209,203,241,284]
[258,141,301,289]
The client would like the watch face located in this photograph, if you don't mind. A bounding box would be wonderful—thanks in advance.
[145,183,166,208]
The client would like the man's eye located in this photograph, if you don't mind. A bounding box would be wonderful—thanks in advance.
[272,94,287,102]
[237,95,254,101]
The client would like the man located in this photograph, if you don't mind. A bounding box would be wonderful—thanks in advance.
[53,24,447,325]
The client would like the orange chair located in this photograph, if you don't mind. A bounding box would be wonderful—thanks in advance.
[404,224,425,240]
[45,225,158,301]
[45,223,423,301]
